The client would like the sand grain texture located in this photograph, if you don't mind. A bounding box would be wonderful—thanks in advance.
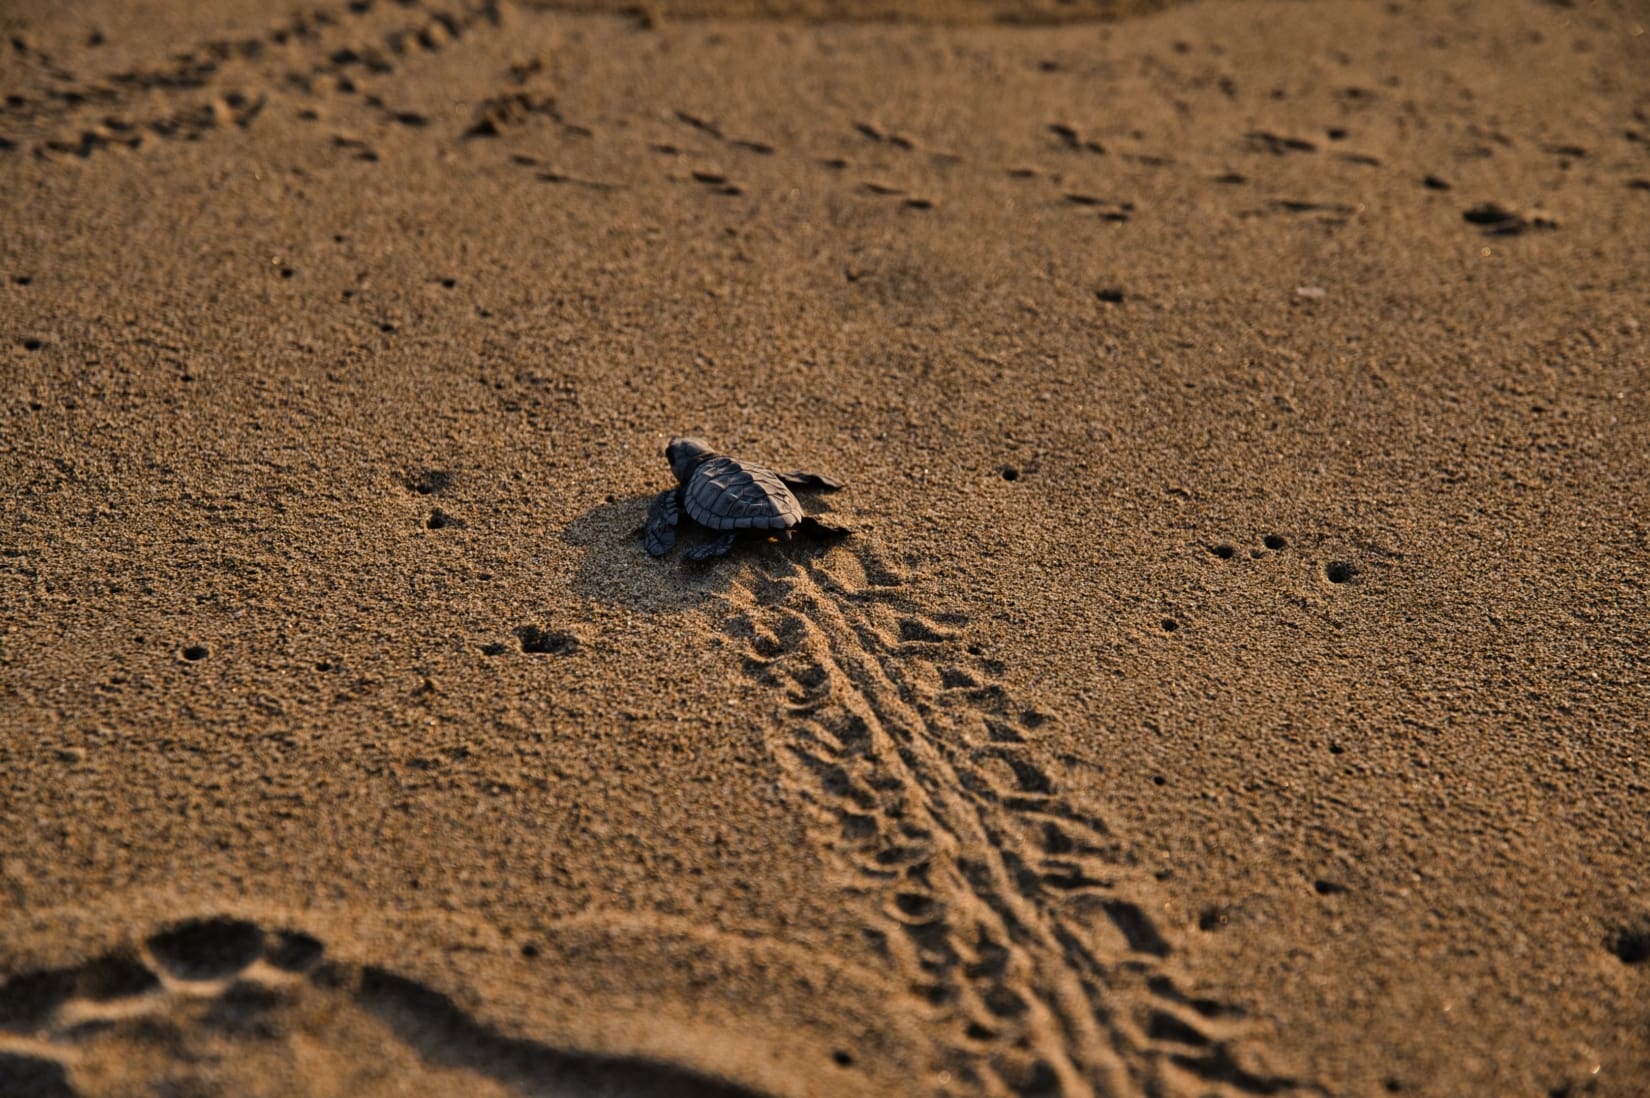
[2,0,1648,1095]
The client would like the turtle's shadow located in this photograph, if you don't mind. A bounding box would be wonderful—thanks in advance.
[563,494,845,613]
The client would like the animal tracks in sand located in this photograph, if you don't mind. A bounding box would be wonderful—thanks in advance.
[0,0,503,162]
[0,904,908,1098]
[0,915,430,1098]
[723,541,1318,1098]
[7,0,1638,240]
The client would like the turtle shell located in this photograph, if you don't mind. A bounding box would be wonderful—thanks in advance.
[683,456,802,531]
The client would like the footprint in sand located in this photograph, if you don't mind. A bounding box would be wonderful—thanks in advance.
[0,916,761,1098]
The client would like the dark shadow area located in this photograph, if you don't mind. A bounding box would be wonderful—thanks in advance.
[0,1052,74,1098]
[515,625,581,655]
[0,951,160,1033]
[147,918,266,981]
[1607,918,1650,965]
[264,930,325,975]
[562,493,848,613]
[356,965,767,1098]
[0,969,77,1033]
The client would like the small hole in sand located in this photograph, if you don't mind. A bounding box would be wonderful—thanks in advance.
[1313,879,1349,896]
[1211,543,1236,559]
[1263,534,1287,550]
[520,942,540,959]
[279,267,295,279]
[407,470,452,495]
[832,1050,854,1067]
[1152,775,1167,786]
[894,892,936,919]
[1326,560,1355,583]
[1160,618,1178,632]
[516,626,577,655]
[20,337,44,351]
[12,275,32,286]
[1001,466,1020,482]
[1608,922,1650,964]
[182,645,209,661]
[440,277,456,288]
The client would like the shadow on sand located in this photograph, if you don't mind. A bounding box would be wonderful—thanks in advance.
[562,493,848,614]
[357,966,764,1098]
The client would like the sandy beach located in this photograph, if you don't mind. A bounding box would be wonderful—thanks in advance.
[3,0,1649,1094]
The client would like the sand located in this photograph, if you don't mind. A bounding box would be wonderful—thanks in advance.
[2,0,1648,1095]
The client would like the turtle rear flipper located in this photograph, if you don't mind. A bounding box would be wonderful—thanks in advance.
[778,471,844,493]
[644,489,680,557]
[684,531,737,562]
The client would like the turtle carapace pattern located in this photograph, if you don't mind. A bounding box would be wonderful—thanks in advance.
[644,437,846,561]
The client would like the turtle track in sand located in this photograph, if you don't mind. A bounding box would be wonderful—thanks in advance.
[724,542,1318,1098]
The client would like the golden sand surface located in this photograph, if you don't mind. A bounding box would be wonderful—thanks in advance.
[2,1,1648,1095]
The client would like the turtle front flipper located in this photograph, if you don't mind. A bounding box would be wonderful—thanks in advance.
[777,471,844,492]
[643,489,681,557]
[683,531,737,562]
[795,516,851,541]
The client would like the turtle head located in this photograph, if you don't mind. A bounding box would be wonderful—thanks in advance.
[665,437,715,484]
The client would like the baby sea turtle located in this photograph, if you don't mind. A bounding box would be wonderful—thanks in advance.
[644,437,847,561]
